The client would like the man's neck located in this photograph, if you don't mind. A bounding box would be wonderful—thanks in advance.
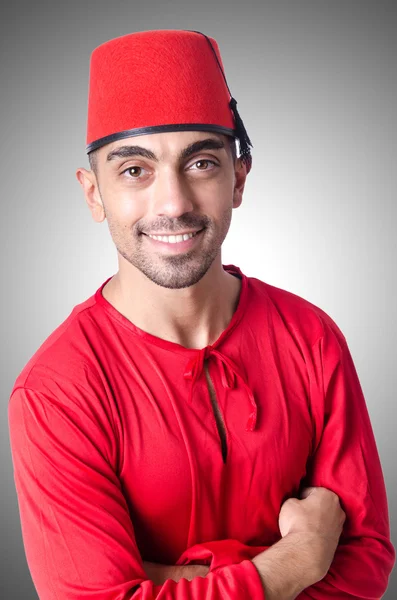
[101,265,242,349]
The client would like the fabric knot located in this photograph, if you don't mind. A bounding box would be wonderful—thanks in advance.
[183,346,258,431]
[183,347,211,382]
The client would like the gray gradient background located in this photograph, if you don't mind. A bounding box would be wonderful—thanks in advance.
[1,0,396,597]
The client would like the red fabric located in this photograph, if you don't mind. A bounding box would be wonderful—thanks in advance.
[86,30,235,148]
[8,264,395,599]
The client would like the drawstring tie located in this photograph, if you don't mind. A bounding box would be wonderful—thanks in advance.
[183,346,258,432]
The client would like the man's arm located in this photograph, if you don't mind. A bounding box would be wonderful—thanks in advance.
[143,322,396,599]
[142,561,210,585]
[143,486,345,597]
[143,533,330,600]
[293,321,395,598]
[252,532,327,600]
[142,536,319,597]
[8,385,265,599]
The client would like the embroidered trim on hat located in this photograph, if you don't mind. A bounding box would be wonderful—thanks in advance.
[86,123,237,154]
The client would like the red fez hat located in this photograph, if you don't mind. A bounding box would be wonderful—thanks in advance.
[86,29,253,172]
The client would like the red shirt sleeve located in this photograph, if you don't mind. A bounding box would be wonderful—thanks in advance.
[296,323,395,598]
[8,386,265,600]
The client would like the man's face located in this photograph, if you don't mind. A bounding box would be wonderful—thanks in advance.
[78,131,247,290]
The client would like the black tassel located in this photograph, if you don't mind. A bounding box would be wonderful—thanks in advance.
[185,30,254,170]
[229,97,253,169]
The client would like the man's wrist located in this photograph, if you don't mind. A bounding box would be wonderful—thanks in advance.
[171,563,210,581]
[251,533,320,600]
[143,560,210,584]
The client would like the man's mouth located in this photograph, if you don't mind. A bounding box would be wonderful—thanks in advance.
[142,228,205,249]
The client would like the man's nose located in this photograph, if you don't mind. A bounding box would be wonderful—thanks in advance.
[150,168,195,218]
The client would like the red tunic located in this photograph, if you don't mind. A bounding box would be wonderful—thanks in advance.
[8,264,395,599]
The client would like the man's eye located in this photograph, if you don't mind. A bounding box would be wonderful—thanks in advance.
[121,166,147,178]
[190,159,218,171]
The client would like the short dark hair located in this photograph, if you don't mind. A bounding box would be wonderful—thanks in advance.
[88,149,98,175]
[229,136,237,162]
[88,135,238,176]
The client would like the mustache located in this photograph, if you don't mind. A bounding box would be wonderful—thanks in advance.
[139,220,209,235]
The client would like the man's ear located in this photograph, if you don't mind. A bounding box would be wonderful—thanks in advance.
[232,157,249,209]
[76,168,106,223]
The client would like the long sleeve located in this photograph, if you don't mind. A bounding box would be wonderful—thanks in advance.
[296,322,395,599]
[8,386,265,600]
[174,318,396,598]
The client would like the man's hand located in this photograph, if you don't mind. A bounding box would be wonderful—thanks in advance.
[279,485,346,579]
[252,486,346,600]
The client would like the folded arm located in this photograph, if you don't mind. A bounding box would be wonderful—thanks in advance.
[293,325,395,598]
[8,385,265,599]
[144,322,396,599]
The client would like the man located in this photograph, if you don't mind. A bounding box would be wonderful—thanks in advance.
[8,29,395,599]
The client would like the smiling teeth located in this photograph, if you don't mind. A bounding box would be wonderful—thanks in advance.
[148,232,198,243]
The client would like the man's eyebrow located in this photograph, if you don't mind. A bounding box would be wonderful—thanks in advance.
[178,138,225,160]
[106,137,226,163]
[106,145,157,162]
